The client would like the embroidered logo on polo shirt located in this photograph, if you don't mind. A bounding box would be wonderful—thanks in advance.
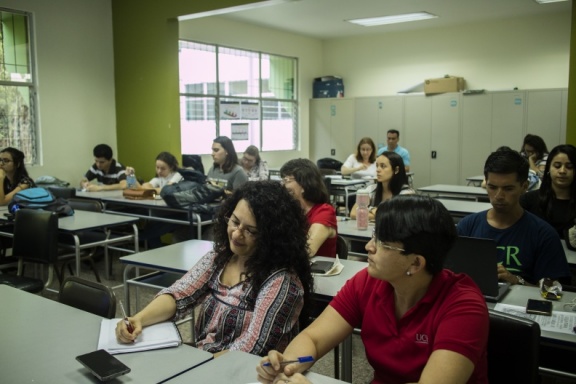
[415,333,429,344]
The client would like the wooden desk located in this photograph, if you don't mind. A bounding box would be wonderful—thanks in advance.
[0,285,213,383]
[418,184,488,201]
[76,190,214,239]
[166,349,348,384]
[120,240,214,315]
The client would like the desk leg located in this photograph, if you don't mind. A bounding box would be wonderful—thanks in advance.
[341,334,353,382]
[123,264,134,315]
[73,235,81,277]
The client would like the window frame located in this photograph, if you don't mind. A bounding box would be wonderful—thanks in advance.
[178,40,299,155]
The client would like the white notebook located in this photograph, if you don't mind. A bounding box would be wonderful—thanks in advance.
[98,318,182,355]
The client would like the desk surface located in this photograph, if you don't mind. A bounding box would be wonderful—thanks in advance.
[0,285,213,383]
[166,349,347,384]
[418,184,488,196]
[490,284,576,346]
[0,209,138,231]
[312,256,366,298]
[436,198,491,215]
[121,240,214,273]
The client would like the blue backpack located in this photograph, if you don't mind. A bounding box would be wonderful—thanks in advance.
[9,188,74,217]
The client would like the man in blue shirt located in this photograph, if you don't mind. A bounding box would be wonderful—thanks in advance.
[457,149,571,286]
[376,129,411,172]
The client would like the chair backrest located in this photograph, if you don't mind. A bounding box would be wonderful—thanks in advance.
[59,276,117,318]
[336,235,348,260]
[487,309,540,384]
[13,209,59,265]
[319,168,337,176]
[47,186,76,199]
[316,158,343,171]
[182,154,205,175]
[68,198,103,212]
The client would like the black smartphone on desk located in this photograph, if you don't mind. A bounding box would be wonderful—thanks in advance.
[526,299,553,316]
[76,349,130,381]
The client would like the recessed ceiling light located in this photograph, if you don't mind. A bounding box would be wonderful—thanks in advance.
[347,12,438,27]
[533,0,569,4]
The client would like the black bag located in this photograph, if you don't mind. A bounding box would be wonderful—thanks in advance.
[316,158,343,171]
[160,180,224,210]
[9,188,74,217]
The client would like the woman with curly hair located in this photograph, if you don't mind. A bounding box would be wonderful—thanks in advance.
[280,158,337,258]
[116,181,313,357]
[350,151,414,221]
[0,147,35,205]
[521,144,576,239]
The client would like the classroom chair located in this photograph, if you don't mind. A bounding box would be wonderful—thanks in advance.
[0,209,60,293]
[58,276,117,318]
[487,309,540,384]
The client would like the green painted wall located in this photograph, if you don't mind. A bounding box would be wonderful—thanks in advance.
[111,0,260,180]
[568,5,576,146]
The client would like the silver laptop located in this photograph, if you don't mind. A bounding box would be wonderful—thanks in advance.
[444,236,510,302]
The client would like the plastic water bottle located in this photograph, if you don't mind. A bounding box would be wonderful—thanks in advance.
[126,170,136,189]
[356,189,370,231]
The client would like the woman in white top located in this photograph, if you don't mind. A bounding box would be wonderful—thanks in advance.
[241,145,269,181]
[341,137,377,179]
[126,151,183,194]
[350,151,414,220]
[520,134,549,179]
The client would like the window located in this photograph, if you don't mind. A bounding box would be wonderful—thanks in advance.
[179,41,298,155]
[0,8,37,164]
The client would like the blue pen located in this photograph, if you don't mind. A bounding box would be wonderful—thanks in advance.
[262,356,314,367]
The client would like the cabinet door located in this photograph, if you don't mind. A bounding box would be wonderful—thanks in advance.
[310,99,354,162]
[377,96,405,148]
[461,94,493,182]
[430,94,461,185]
[354,97,379,145]
[492,91,525,149]
[526,89,565,149]
[404,95,432,188]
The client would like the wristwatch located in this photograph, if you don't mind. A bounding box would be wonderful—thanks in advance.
[516,275,526,285]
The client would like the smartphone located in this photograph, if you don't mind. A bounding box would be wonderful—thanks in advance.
[76,349,131,381]
[310,260,334,274]
[526,299,553,316]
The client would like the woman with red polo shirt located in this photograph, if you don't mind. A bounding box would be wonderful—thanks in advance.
[280,158,337,258]
[258,195,489,384]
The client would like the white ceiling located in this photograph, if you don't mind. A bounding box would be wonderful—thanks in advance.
[220,0,572,39]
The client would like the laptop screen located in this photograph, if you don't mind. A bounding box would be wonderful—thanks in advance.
[443,236,508,301]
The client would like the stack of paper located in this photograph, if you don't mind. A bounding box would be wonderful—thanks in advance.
[98,319,182,354]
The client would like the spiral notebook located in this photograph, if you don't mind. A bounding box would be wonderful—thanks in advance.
[97,319,182,354]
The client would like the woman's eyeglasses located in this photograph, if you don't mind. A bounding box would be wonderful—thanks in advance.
[280,177,294,185]
[225,216,258,238]
[371,229,406,253]
[0,158,13,164]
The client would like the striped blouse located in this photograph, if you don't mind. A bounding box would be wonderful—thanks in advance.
[158,251,304,356]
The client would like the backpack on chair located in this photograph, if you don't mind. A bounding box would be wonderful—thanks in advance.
[9,188,74,217]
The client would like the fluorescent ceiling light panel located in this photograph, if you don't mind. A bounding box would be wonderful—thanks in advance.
[347,12,438,27]
[533,0,569,3]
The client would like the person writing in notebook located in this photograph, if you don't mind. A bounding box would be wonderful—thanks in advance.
[257,195,489,384]
[457,149,571,286]
[80,144,127,191]
[116,181,313,357]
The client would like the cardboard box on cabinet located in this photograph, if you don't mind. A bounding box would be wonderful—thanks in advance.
[424,76,465,94]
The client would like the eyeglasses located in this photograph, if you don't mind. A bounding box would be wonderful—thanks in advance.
[0,158,12,164]
[225,216,259,238]
[280,177,294,185]
[371,229,406,253]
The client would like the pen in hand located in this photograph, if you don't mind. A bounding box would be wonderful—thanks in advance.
[262,356,314,367]
[119,300,134,334]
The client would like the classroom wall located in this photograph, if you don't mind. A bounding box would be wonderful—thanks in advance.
[178,17,323,171]
[0,0,116,185]
[567,5,576,146]
[321,13,571,98]
[110,0,265,181]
